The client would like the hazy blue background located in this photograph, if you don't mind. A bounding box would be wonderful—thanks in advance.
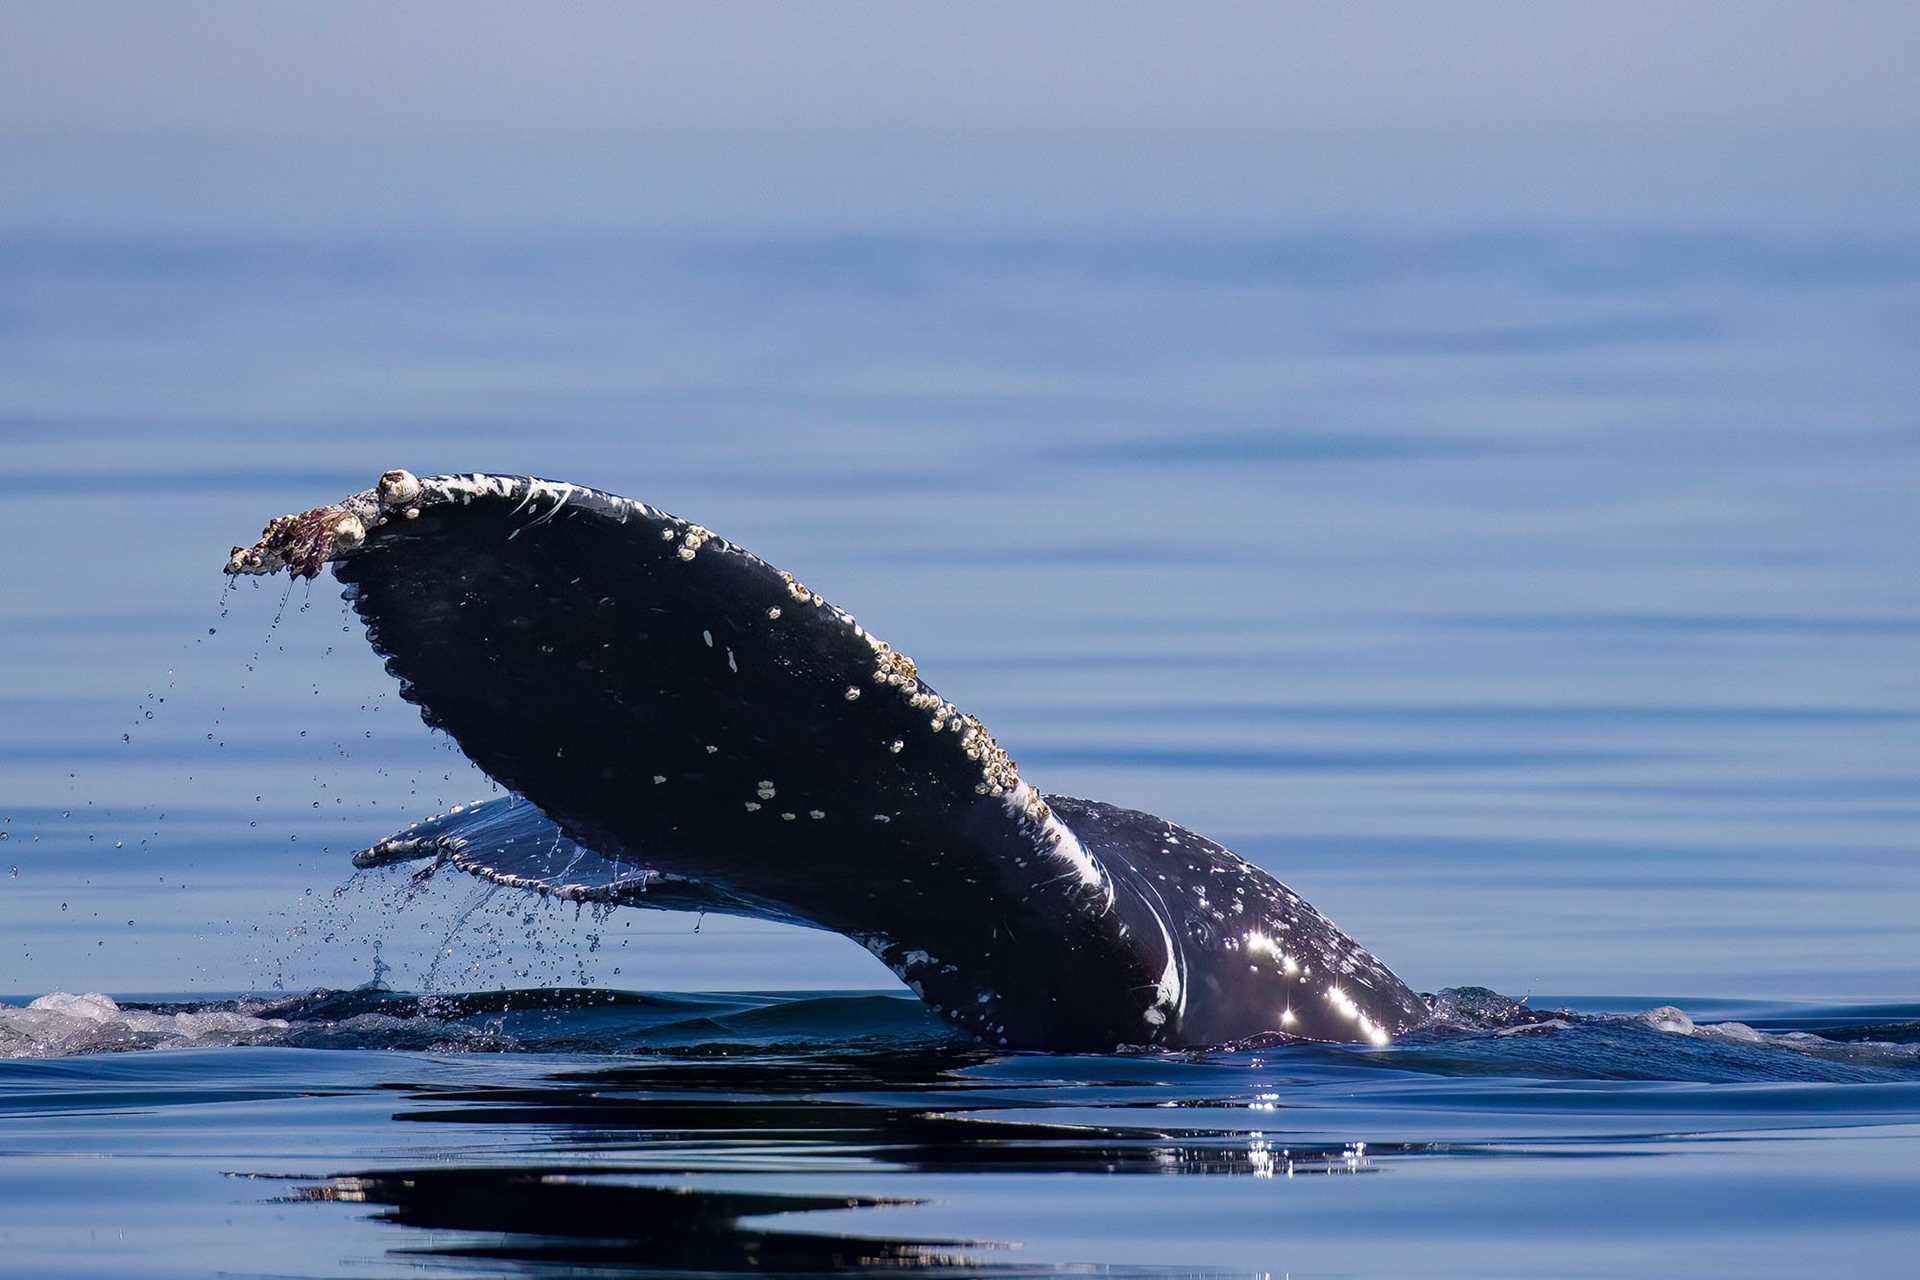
[2,2,1915,1001]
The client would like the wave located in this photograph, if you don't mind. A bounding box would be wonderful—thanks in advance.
[5,985,1918,1081]
[0,985,958,1060]
[1404,986,1920,1080]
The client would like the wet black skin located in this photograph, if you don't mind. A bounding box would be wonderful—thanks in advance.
[306,474,1426,1050]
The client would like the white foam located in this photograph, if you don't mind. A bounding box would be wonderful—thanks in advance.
[1641,1003,1920,1068]
[0,992,289,1060]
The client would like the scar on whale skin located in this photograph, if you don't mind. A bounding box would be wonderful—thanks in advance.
[224,468,1430,1052]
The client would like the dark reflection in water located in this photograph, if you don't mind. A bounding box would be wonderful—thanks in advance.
[290,1172,977,1274]
[280,1040,1393,1274]
[288,1151,1385,1274]
[376,1050,1389,1175]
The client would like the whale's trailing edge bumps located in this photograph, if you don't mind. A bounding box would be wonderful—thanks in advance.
[228,470,1427,1050]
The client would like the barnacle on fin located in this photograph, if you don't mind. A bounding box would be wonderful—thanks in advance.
[225,507,362,579]
[223,469,420,578]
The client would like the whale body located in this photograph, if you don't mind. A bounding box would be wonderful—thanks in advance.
[227,470,1427,1050]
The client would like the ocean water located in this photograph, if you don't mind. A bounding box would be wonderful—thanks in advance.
[1,227,1917,1274]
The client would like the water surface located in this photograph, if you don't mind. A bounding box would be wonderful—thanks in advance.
[1,227,1916,1273]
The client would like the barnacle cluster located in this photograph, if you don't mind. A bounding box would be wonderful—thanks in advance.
[674,524,712,561]
[761,559,1037,807]
[225,508,365,579]
[225,467,427,579]
[777,569,824,606]
[863,634,1031,807]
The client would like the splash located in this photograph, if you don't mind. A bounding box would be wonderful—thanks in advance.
[0,992,289,1059]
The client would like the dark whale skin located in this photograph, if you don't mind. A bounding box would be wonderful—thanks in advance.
[232,472,1427,1050]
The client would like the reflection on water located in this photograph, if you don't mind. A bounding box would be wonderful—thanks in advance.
[290,1173,978,1273]
[275,1040,1393,1274]
[3,988,1920,1275]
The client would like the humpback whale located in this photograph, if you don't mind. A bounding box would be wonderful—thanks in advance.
[226,471,1427,1051]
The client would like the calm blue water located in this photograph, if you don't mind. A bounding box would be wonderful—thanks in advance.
[1,228,1917,1274]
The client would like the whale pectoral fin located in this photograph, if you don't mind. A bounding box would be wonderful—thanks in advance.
[351,793,645,900]
[354,794,812,922]
[232,471,1431,1050]
[318,474,1111,924]
[352,794,546,870]
[237,472,1171,1048]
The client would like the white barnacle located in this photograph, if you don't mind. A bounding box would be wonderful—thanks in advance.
[766,606,782,620]
[780,812,796,821]
[378,469,422,506]
[330,513,366,549]
[844,686,861,701]
[744,801,761,812]
[652,775,666,785]
[873,814,892,823]
[808,809,825,820]
[677,546,696,561]
[888,739,904,753]
[702,630,713,647]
